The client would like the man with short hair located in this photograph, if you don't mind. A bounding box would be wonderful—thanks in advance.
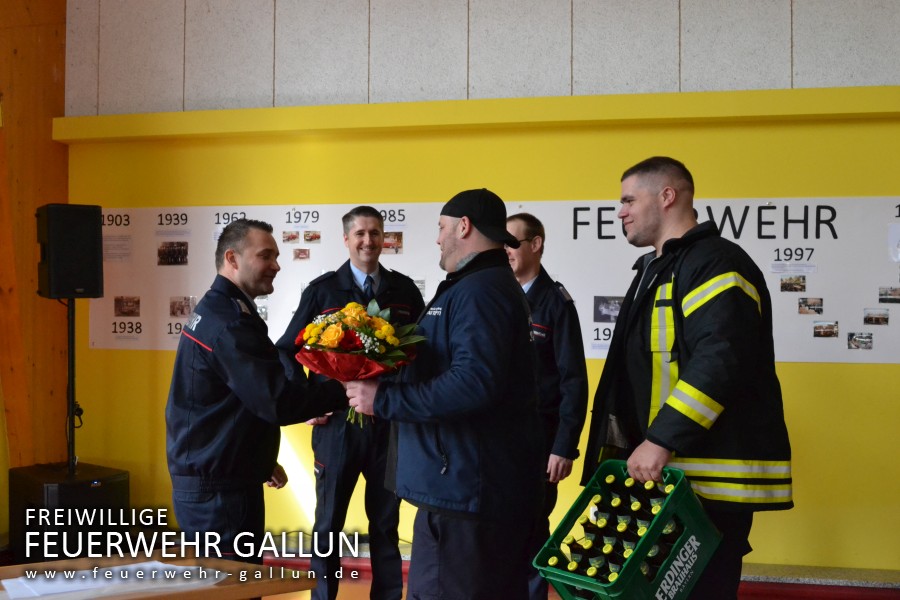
[582,157,793,599]
[347,189,544,600]
[166,218,345,563]
[277,206,423,600]
[506,212,588,600]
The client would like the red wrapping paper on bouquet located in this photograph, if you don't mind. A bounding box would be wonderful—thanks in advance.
[295,347,408,381]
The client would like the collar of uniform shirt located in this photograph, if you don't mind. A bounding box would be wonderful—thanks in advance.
[521,275,538,294]
[349,263,380,295]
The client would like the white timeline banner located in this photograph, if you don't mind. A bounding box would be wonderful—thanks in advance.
[89,197,900,364]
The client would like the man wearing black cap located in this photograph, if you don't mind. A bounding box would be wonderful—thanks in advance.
[347,189,544,599]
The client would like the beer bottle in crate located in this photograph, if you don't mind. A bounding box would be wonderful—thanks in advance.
[569,536,589,565]
[573,566,600,599]
[629,499,661,529]
[606,495,625,523]
[616,522,648,552]
[593,486,621,513]
[659,516,684,545]
[577,538,608,572]
[623,477,661,504]
[560,534,577,562]
[599,543,629,583]
[638,542,671,581]
[578,514,602,542]
[587,493,604,521]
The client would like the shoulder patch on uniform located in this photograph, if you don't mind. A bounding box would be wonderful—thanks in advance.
[234,298,253,315]
[185,312,202,331]
[556,282,574,303]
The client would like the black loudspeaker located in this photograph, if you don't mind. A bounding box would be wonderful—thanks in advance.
[36,203,104,298]
[9,463,130,563]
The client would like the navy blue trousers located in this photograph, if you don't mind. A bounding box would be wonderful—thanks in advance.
[310,413,402,600]
[172,485,265,565]
[407,510,531,600]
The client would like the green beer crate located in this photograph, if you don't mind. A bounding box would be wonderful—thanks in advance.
[534,459,721,600]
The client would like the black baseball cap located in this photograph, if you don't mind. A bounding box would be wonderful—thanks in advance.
[440,188,520,248]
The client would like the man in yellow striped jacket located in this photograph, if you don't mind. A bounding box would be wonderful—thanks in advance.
[582,156,793,599]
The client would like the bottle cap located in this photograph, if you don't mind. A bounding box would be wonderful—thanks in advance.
[596,517,608,529]
[644,480,657,491]
[563,535,575,545]
[580,539,594,551]
[631,501,642,512]
[651,504,661,515]
[637,526,648,537]
[616,521,628,533]
[590,494,602,504]
[664,483,675,495]
[624,477,636,488]
[610,497,622,508]
[623,548,633,559]
[605,474,616,485]
[548,556,559,567]
[567,561,579,572]
[578,514,589,525]
[586,566,598,578]
[602,543,614,555]
[608,572,619,583]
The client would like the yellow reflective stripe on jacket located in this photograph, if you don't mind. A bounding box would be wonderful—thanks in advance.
[649,281,677,424]
[688,480,793,504]
[669,457,792,479]
[665,380,724,429]
[682,271,761,318]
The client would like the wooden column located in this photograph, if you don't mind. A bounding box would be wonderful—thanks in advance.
[0,0,69,467]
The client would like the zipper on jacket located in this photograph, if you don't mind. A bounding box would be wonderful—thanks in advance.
[434,428,449,475]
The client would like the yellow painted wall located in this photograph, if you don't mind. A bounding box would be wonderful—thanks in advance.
[57,87,900,570]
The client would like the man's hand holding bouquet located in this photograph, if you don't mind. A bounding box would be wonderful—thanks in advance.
[295,300,425,425]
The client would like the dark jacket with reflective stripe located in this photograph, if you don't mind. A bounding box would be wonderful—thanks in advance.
[166,275,345,490]
[582,222,793,512]
[527,267,588,460]
[375,249,545,520]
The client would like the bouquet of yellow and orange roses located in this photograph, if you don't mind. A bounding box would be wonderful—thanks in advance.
[295,300,425,425]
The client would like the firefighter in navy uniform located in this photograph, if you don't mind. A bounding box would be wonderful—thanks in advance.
[276,206,424,600]
[582,157,793,599]
[166,219,346,564]
[506,213,588,600]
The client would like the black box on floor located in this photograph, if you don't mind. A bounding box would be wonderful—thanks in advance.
[9,463,130,563]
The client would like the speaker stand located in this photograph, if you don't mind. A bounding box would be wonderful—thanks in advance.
[66,298,80,476]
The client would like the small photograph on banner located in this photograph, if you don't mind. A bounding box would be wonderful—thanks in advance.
[847,332,873,350]
[304,231,321,243]
[799,298,823,315]
[814,321,839,338]
[169,296,196,318]
[594,296,623,323]
[114,296,141,317]
[878,287,900,303]
[384,231,404,254]
[293,248,310,261]
[780,275,806,292]
[158,241,188,265]
[283,231,300,243]
[863,308,889,325]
